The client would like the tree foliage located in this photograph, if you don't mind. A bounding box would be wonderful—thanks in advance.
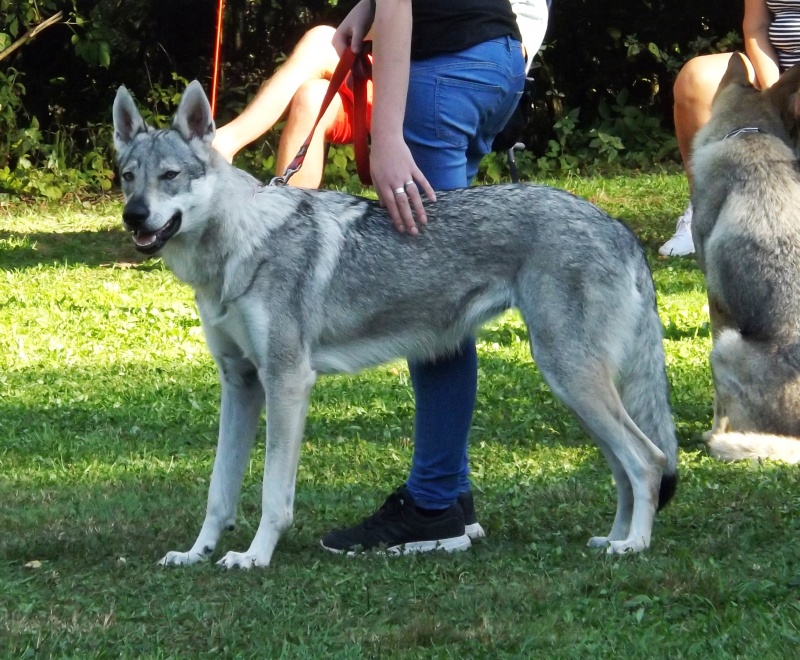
[0,0,742,196]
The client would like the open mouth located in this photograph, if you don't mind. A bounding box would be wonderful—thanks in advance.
[130,212,182,254]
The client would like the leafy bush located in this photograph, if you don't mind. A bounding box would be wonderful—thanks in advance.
[0,1,116,199]
[0,0,747,195]
[515,1,742,173]
[0,67,116,199]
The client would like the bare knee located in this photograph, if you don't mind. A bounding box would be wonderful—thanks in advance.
[674,55,729,110]
[291,26,339,73]
[673,54,738,168]
[289,79,329,120]
[298,25,337,48]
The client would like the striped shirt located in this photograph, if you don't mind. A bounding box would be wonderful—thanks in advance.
[767,0,800,70]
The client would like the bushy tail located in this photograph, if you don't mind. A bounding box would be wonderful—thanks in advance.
[706,431,800,463]
[708,328,800,464]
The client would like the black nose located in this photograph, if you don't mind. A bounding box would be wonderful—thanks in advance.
[122,198,150,229]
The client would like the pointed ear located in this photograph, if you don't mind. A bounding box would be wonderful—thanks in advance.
[173,80,215,145]
[717,52,752,93]
[765,61,800,121]
[112,85,147,152]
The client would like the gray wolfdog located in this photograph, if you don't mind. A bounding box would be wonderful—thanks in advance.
[692,54,800,464]
[112,81,677,569]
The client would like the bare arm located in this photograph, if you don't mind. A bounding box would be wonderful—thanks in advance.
[335,0,436,235]
[744,0,780,88]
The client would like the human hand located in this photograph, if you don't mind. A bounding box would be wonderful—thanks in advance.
[333,0,374,56]
[370,133,437,235]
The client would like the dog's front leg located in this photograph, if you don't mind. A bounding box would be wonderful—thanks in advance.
[217,351,316,569]
[705,395,730,439]
[707,295,734,436]
[160,361,264,566]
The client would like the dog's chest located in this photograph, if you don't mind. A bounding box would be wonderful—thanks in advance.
[197,297,262,362]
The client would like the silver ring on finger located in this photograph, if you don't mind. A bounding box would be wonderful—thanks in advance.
[403,179,416,192]
[393,187,407,196]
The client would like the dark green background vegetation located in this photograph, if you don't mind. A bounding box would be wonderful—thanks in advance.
[2,1,741,196]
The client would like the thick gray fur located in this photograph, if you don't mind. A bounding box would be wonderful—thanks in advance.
[692,54,800,463]
[112,81,678,569]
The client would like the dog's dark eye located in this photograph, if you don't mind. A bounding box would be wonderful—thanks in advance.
[162,170,179,180]
[122,172,134,182]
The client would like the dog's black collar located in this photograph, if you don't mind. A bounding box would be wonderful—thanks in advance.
[723,126,766,140]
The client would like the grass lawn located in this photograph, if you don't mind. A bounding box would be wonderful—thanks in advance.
[1,174,799,656]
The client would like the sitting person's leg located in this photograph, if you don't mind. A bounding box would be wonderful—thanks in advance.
[213,25,340,163]
[275,59,370,187]
[674,53,752,186]
[275,78,345,188]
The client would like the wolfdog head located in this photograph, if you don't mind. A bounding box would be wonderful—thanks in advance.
[696,53,800,150]
[112,82,217,255]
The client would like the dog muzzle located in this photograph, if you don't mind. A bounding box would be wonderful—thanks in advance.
[126,212,183,255]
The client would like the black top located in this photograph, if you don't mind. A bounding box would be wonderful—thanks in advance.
[369,0,522,60]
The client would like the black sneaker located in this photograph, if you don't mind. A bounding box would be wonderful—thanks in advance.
[320,486,471,555]
[457,491,486,540]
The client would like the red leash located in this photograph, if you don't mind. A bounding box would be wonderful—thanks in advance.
[210,0,226,118]
[271,43,373,186]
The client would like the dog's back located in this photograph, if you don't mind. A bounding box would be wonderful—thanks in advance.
[693,57,800,342]
[692,55,800,459]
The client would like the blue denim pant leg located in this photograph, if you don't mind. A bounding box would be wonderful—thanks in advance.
[402,36,525,510]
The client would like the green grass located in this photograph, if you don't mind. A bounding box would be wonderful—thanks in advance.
[2,175,800,657]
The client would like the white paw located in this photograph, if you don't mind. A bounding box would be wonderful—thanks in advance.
[216,551,270,570]
[587,536,610,548]
[158,550,209,566]
[607,538,648,555]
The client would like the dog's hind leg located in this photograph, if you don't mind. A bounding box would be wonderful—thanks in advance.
[160,359,265,566]
[519,272,675,553]
[586,447,633,547]
[552,371,666,554]
[217,350,317,569]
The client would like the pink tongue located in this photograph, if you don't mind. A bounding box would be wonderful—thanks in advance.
[134,232,157,247]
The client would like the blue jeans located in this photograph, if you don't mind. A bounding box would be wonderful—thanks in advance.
[402,36,525,509]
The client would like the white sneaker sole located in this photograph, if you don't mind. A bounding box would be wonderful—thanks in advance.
[321,534,472,556]
[658,234,695,256]
[465,522,485,539]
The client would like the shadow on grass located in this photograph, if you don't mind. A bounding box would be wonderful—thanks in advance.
[2,354,565,455]
[2,342,712,471]
[0,229,145,270]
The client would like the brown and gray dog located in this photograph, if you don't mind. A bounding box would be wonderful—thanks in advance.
[692,53,800,463]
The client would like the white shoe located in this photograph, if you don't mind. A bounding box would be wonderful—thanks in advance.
[658,205,695,256]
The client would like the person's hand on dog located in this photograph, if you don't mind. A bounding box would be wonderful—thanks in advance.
[370,133,436,235]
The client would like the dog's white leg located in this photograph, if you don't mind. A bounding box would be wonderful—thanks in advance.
[586,449,632,548]
[580,417,662,554]
[706,299,734,439]
[601,412,665,555]
[705,393,730,441]
[217,355,316,569]
[160,362,264,566]
[541,369,663,554]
